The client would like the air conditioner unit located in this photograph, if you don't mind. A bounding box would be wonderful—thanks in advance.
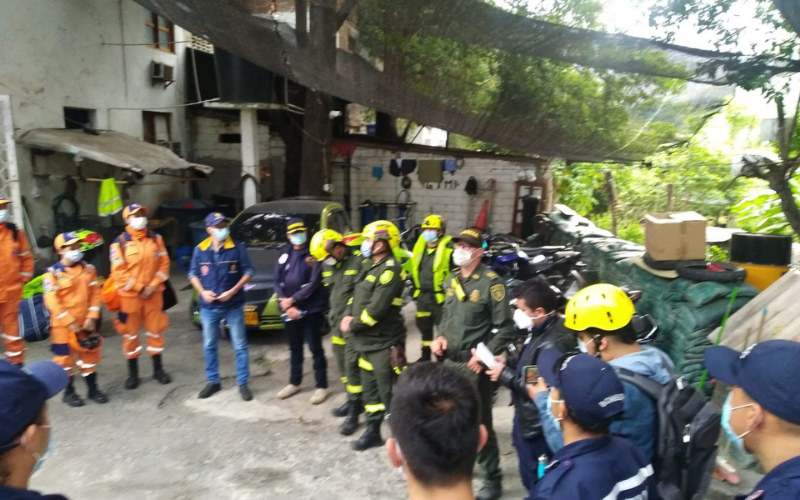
[151,62,175,86]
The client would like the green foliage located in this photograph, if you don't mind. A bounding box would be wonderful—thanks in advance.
[592,214,646,244]
[731,179,800,236]
[707,245,729,262]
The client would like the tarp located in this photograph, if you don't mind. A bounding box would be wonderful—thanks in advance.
[19,129,213,176]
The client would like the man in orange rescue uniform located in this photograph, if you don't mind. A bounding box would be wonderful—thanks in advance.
[0,193,34,366]
[109,204,172,389]
[43,232,108,406]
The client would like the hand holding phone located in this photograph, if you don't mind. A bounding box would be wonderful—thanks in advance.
[524,365,540,385]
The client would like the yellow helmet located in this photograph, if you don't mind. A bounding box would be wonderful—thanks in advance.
[422,214,446,231]
[363,220,400,250]
[564,284,635,332]
[310,229,343,261]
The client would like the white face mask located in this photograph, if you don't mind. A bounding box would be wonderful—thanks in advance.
[547,395,565,430]
[453,247,475,267]
[577,340,588,353]
[0,210,8,223]
[324,257,338,267]
[513,308,534,330]
[64,249,84,264]
[129,216,148,230]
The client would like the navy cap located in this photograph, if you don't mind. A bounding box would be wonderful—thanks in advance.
[204,212,227,227]
[286,217,307,234]
[0,360,68,451]
[539,348,625,429]
[705,340,800,425]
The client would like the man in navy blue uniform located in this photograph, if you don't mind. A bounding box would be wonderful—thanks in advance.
[705,340,800,500]
[274,218,329,404]
[189,212,255,401]
[529,348,657,500]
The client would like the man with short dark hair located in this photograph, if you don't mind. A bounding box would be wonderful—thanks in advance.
[387,362,488,500]
[0,360,70,499]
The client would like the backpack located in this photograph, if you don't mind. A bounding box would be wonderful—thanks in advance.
[616,370,720,500]
[18,294,50,342]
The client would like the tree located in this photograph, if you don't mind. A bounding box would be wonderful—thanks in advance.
[650,0,800,235]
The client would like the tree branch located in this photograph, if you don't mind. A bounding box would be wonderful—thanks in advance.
[336,0,357,29]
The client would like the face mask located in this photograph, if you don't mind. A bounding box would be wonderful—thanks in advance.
[129,216,148,230]
[360,240,373,258]
[513,308,534,330]
[547,395,565,430]
[324,257,338,266]
[453,247,475,267]
[289,233,307,246]
[0,210,8,223]
[31,426,53,475]
[721,393,756,458]
[577,339,588,353]
[422,230,439,243]
[64,249,84,264]
[214,227,230,241]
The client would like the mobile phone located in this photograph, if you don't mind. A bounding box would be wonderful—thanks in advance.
[524,365,540,385]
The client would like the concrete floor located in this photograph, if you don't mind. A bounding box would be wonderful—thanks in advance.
[25,271,757,500]
[27,273,527,500]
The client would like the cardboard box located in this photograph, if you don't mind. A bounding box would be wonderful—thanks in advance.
[644,212,707,261]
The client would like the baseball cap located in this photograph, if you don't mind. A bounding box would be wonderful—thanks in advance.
[286,217,307,234]
[54,231,83,249]
[0,360,68,452]
[204,212,227,227]
[452,228,483,248]
[0,192,9,205]
[704,340,800,425]
[122,204,149,219]
[539,348,625,429]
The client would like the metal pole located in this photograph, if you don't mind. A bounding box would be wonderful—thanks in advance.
[0,95,23,227]
[240,108,260,209]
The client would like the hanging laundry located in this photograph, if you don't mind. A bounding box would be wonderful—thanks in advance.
[97,178,123,216]
[372,166,384,180]
[389,158,417,177]
[417,160,444,184]
[443,158,458,175]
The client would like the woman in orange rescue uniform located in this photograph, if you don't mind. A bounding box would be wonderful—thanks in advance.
[109,204,172,390]
[43,232,108,407]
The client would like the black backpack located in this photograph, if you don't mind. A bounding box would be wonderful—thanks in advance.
[616,370,720,500]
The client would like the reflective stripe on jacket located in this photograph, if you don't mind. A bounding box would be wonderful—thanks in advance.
[410,235,452,304]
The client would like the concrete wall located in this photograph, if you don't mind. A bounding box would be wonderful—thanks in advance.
[330,146,544,234]
[0,0,190,237]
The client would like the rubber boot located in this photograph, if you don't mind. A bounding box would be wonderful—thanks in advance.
[476,482,502,500]
[338,400,361,436]
[351,419,383,451]
[125,358,140,390]
[152,354,172,385]
[332,400,351,418]
[63,377,85,407]
[85,372,109,403]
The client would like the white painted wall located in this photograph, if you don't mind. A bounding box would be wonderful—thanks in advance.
[330,146,543,234]
[0,0,190,237]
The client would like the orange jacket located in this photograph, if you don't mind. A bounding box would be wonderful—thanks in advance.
[0,224,34,302]
[109,228,170,298]
[43,262,101,327]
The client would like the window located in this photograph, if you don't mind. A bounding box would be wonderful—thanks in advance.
[63,107,95,130]
[326,210,352,234]
[146,11,175,52]
[142,111,172,144]
[231,212,321,247]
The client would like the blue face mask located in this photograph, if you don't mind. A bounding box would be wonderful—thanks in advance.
[721,393,756,458]
[360,240,373,258]
[577,340,588,353]
[422,230,439,243]
[32,430,54,475]
[214,227,230,241]
[289,233,307,246]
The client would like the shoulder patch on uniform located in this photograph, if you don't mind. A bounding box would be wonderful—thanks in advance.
[379,270,394,285]
[472,274,480,280]
[278,253,288,264]
[469,289,480,302]
[486,270,499,279]
[386,259,395,267]
[490,284,505,302]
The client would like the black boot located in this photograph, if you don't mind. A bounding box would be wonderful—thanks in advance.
[152,354,172,385]
[476,482,502,500]
[351,419,383,451]
[332,400,351,418]
[339,400,361,436]
[85,373,109,403]
[239,384,253,401]
[199,382,222,399]
[63,377,85,407]
[125,358,140,390]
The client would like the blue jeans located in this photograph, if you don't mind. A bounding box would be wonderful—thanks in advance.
[201,305,250,386]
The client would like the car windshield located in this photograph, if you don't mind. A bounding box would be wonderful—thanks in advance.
[231,212,321,246]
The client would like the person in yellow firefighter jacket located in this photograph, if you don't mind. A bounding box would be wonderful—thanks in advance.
[109,204,171,390]
[409,215,453,361]
[43,232,108,407]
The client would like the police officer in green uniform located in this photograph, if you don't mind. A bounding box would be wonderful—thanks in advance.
[431,227,515,500]
[310,229,367,436]
[410,215,453,362]
[341,220,407,451]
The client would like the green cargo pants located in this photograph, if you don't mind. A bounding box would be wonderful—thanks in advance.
[415,292,443,361]
[332,333,362,402]
[359,348,394,423]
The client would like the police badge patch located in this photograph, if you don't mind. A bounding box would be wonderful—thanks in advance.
[469,289,480,302]
[201,265,209,276]
[490,284,505,302]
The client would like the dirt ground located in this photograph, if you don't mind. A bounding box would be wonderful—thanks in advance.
[25,270,756,500]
